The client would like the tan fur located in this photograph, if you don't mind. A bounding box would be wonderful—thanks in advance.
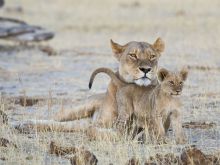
[90,67,188,144]
[54,38,165,128]
[14,118,93,133]
[13,38,165,140]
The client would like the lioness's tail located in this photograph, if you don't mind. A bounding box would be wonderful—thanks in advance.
[89,67,125,89]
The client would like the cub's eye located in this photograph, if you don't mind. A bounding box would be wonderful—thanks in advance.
[128,53,137,59]
[179,82,183,85]
[169,81,174,85]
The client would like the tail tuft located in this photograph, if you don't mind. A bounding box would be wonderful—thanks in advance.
[88,82,92,89]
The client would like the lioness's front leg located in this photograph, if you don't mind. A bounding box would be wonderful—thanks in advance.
[170,110,187,144]
[152,116,165,140]
[86,126,119,141]
[54,93,104,121]
[116,90,134,136]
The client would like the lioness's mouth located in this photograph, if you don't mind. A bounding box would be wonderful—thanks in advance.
[171,93,181,96]
[135,76,151,81]
[134,76,152,86]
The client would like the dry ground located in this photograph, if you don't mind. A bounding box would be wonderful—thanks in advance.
[0,0,220,164]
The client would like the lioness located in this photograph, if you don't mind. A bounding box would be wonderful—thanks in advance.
[54,38,165,128]
[89,67,188,144]
[14,38,165,136]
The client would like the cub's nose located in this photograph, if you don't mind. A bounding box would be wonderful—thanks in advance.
[139,67,151,74]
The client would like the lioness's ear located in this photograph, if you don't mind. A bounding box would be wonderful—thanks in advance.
[158,68,169,82]
[110,39,125,61]
[152,37,165,53]
[180,67,188,81]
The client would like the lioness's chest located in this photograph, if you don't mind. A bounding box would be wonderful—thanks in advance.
[132,87,153,119]
[133,86,155,114]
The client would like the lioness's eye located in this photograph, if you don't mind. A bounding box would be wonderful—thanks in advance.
[150,54,156,60]
[128,53,137,59]
[169,81,174,85]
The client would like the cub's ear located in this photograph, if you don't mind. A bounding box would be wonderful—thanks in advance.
[152,37,165,53]
[110,39,125,61]
[158,68,169,82]
[180,67,188,81]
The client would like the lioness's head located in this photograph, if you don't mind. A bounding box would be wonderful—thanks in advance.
[111,38,165,86]
[158,68,188,96]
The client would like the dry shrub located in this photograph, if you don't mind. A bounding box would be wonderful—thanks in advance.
[0,110,8,124]
[16,96,42,107]
[0,138,17,148]
[182,121,216,129]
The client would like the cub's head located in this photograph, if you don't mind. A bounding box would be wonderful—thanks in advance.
[158,68,188,96]
[111,38,165,86]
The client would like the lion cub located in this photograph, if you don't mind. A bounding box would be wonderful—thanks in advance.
[89,67,188,144]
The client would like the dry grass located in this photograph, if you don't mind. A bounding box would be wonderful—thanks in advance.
[0,0,220,164]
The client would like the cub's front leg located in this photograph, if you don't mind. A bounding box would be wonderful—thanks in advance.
[149,100,165,141]
[170,109,187,144]
[163,112,171,133]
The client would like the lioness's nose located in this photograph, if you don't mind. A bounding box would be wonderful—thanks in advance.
[176,89,181,93]
[139,67,151,74]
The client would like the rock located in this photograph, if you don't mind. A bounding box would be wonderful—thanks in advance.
[49,141,78,156]
[181,148,211,165]
[145,153,180,165]
[0,110,8,124]
[0,17,54,43]
[70,149,98,165]
[49,141,98,165]
[126,157,140,165]
[182,121,216,129]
